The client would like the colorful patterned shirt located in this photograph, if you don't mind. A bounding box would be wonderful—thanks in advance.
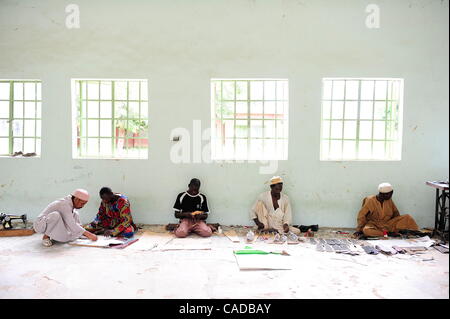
[93,194,136,236]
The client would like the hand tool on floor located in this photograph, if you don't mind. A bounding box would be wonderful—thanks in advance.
[234,248,290,256]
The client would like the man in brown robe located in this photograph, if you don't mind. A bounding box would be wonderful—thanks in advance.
[355,182,419,237]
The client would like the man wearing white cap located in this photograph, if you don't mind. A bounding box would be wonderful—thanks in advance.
[33,189,98,247]
[355,183,419,237]
[250,176,301,235]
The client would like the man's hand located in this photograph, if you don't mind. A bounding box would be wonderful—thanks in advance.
[283,224,290,233]
[353,231,363,239]
[104,229,113,237]
[84,231,98,241]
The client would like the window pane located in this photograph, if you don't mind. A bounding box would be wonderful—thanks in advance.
[264,121,276,138]
[87,101,99,118]
[360,101,373,119]
[13,83,23,100]
[264,81,276,100]
[373,141,385,159]
[88,120,99,137]
[250,120,263,138]
[129,81,140,100]
[24,83,36,100]
[223,120,235,138]
[0,137,9,154]
[0,120,8,136]
[329,140,342,159]
[87,81,99,100]
[140,101,148,119]
[36,102,41,118]
[344,101,358,119]
[343,121,357,139]
[375,81,387,100]
[0,101,9,118]
[345,80,359,100]
[100,120,112,137]
[100,101,112,118]
[24,120,35,137]
[12,120,23,136]
[36,83,42,100]
[373,121,386,140]
[332,81,345,100]
[236,81,247,100]
[250,102,263,118]
[23,138,35,153]
[322,80,332,100]
[13,138,23,152]
[264,101,276,115]
[321,140,330,159]
[330,121,343,139]
[322,120,330,139]
[100,139,112,156]
[235,120,248,138]
[236,102,247,118]
[359,121,372,139]
[343,140,356,159]
[331,101,344,119]
[87,138,99,156]
[235,139,248,159]
[249,139,263,160]
[115,81,127,100]
[100,81,112,100]
[14,102,23,118]
[0,83,10,100]
[129,102,139,118]
[141,82,148,100]
[36,120,41,137]
[358,141,372,159]
[250,81,263,100]
[222,81,235,100]
[374,101,387,120]
[24,102,35,118]
[361,81,374,100]
[322,101,331,119]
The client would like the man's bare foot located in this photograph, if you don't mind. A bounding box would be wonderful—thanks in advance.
[43,234,50,240]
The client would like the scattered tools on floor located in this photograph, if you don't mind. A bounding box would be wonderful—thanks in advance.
[361,245,380,255]
[224,229,241,243]
[433,243,449,254]
[234,246,290,256]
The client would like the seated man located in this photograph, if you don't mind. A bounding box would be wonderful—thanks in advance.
[87,187,137,238]
[173,178,212,238]
[33,189,98,247]
[355,182,419,238]
[250,176,300,235]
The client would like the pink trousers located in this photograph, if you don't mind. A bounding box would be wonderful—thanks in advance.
[174,218,212,238]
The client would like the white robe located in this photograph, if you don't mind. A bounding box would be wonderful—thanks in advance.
[33,195,86,242]
[250,191,297,233]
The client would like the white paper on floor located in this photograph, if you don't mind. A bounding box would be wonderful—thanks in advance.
[234,254,293,270]
[69,236,126,248]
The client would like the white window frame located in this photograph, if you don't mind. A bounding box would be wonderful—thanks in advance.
[211,78,289,161]
[0,79,42,157]
[71,78,149,159]
[320,77,404,161]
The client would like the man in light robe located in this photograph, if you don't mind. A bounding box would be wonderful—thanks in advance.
[355,182,419,238]
[250,176,300,235]
[33,189,98,247]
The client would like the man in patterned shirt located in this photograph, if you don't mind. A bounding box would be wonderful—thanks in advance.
[87,187,137,238]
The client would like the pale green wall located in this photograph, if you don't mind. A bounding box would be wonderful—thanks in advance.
[0,0,448,227]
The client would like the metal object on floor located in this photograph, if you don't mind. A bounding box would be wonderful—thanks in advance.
[426,181,449,242]
[0,213,27,229]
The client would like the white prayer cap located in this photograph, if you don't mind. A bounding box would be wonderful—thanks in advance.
[378,183,393,193]
[72,189,90,201]
[270,176,283,185]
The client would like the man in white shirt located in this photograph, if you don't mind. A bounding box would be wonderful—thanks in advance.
[33,189,98,247]
[250,176,300,235]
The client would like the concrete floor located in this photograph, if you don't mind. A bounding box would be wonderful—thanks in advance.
[0,226,448,299]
